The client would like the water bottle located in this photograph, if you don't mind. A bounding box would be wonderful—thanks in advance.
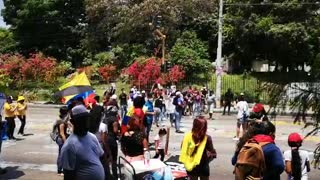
[144,150,151,166]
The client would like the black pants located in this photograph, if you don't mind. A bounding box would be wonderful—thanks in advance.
[107,137,118,179]
[18,115,26,134]
[223,101,231,115]
[154,149,165,161]
[5,117,15,139]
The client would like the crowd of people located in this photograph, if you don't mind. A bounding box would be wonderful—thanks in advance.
[0,84,314,180]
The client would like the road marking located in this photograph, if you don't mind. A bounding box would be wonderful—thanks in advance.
[24,152,58,156]
[1,161,56,172]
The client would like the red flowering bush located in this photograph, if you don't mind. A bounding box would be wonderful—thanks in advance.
[168,65,185,83]
[21,53,58,82]
[0,54,25,81]
[125,57,161,87]
[124,57,185,87]
[0,53,66,84]
[99,65,117,82]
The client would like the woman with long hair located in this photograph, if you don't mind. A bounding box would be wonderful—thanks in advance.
[121,116,149,162]
[232,120,284,180]
[179,116,217,180]
[284,133,310,180]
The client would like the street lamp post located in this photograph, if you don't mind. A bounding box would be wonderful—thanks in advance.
[216,0,224,107]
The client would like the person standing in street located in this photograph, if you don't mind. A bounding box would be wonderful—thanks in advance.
[55,106,70,176]
[144,93,155,142]
[0,92,7,174]
[119,88,128,120]
[61,105,105,180]
[284,133,311,180]
[234,94,249,141]
[180,116,217,180]
[207,91,216,120]
[174,91,184,133]
[16,96,27,136]
[4,96,16,140]
[223,88,234,115]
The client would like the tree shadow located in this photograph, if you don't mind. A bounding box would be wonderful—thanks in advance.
[0,166,25,179]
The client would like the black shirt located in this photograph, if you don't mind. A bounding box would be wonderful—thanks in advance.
[121,131,145,157]
[154,97,163,108]
[89,105,104,133]
[119,93,127,105]
[224,91,234,102]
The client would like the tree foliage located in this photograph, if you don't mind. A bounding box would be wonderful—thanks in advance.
[2,0,87,65]
[170,31,212,78]
[0,28,17,54]
[224,0,320,72]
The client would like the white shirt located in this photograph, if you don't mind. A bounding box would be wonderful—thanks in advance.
[166,97,175,114]
[236,101,249,119]
[95,122,108,147]
[284,149,310,180]
[154,134,166,150]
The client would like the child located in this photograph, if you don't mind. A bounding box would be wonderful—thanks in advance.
[154,128,167,161]
[284,133,310,180]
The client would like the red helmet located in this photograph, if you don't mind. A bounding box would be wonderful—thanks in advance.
[288,133,303,143]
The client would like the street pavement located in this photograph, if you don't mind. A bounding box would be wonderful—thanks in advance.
[0,106,319,180]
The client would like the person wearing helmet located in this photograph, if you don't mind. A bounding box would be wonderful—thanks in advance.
[284,133,311,180]
[16,96,27,136]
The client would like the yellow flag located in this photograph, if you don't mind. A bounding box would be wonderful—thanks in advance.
[59,72,91,90]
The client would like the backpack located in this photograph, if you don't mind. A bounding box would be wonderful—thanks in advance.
[173,96,179,106]
[50,120,62,142]
[235,139,270,180]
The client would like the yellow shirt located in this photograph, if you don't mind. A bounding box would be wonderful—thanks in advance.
[4,103,16,118]
[16,102,27,116]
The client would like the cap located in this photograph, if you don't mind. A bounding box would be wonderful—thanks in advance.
[17,96,25,102]
[142,90,146,93]
[72,105,89,118]
[288,133,303,143]
[111,94,117,100]
[176,91,181,96]
[240,92,244,96]
[7,96,13,101]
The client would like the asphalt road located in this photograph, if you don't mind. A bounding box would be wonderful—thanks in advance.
[0,106,319,180]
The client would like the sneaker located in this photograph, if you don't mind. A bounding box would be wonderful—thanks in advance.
[57,173,64,176]
[233,136,239,141]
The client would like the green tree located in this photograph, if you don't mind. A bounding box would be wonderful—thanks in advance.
[85,0,218,67]
[223,0,320,72]
[0,28,17,54]
[170,31,212,79]
[2,0,87,65]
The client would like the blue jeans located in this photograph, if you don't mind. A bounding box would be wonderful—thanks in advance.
[146,123,152,142]
[175,110,183,131]
[194,103,201,116]
[120,105,127,119]
[56,137,64,173]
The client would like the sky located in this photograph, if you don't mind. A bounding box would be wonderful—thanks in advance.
[0,0,7,28]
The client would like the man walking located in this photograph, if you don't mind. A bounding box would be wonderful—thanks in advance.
[223,88,234,115]
[174,91,184,133]
[119,88,128,120]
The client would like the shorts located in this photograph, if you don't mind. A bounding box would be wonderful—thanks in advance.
[237,118,248,128]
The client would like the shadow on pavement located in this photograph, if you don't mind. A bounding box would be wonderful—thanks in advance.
[0,166,25,179]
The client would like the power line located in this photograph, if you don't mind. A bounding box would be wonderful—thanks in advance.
[225,2,320,6]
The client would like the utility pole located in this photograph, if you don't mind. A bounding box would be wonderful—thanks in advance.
[216,0,224,108]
